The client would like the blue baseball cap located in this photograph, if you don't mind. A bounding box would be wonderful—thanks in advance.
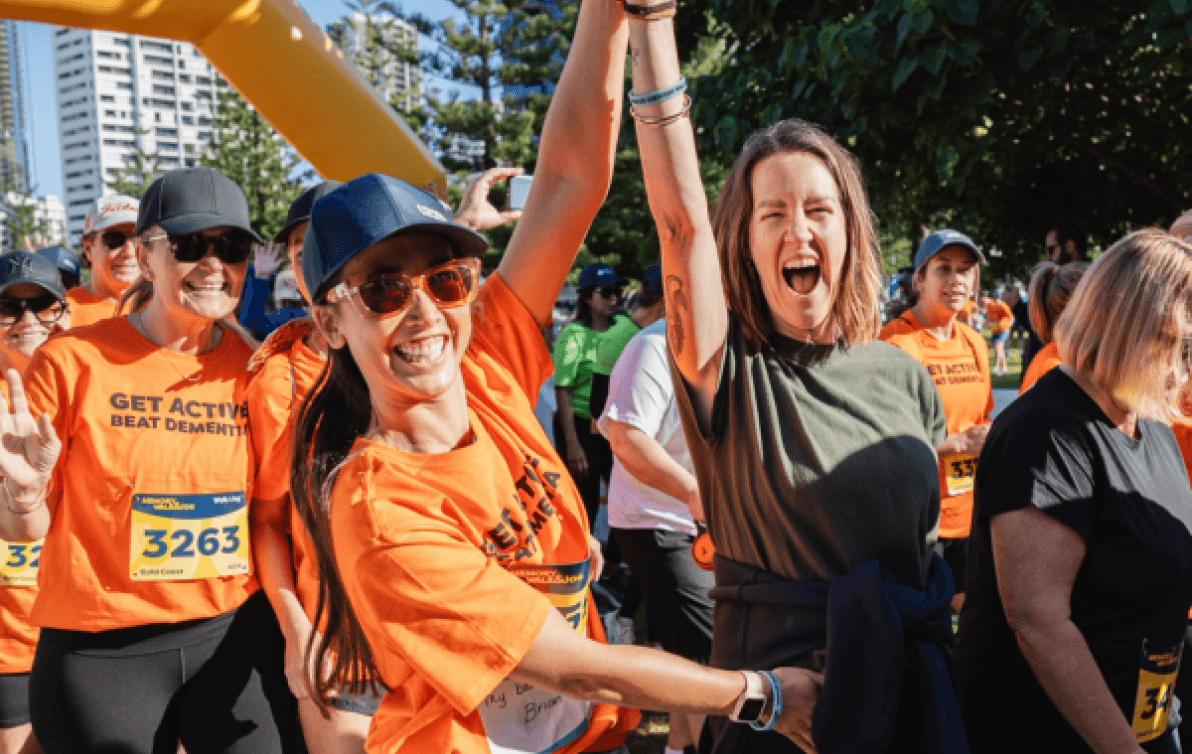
[913,229,985,272]
[643,264,663,296]
[0,250,66,300]
[275,180,343,243]
[303,174,489,303]
[37,245,81,277]
[577,262,624,290]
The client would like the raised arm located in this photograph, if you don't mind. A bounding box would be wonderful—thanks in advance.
[497,0,629,325]
[627,11,728,426]
[0,370,59,543]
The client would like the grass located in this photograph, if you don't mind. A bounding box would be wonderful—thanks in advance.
[987,331,1026,391]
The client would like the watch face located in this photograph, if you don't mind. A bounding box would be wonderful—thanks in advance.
[738,697,765,722]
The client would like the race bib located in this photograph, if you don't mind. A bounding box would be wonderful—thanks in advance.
[480,560,592,754]
[943,454,977,496]
[1132,640,1181,743]
[1,538,43,587]
[129,492,250,581]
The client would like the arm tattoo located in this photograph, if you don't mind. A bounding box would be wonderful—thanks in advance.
[665,274,688,356]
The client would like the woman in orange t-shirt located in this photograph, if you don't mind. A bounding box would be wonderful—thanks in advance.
[1019,261,1089,395]
[0,167,295,754]
[249,171,522,754]
[0,251,70,754]
[286,4,820,752]
[880,229,993,610]
[984,292,1014,375]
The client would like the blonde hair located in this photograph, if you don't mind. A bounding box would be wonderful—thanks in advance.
[1054,228,1192,421]
[710,119,883,351]
[1027,261,1089,345]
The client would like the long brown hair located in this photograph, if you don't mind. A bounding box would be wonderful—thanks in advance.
[290,337,382,708]
[710,118,883,351]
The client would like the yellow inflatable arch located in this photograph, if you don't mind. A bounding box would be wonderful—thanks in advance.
[2,0,446,191]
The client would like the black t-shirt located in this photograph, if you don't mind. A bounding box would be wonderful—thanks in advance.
[954,368,1192,753]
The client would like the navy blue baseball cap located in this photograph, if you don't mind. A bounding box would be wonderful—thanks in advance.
[643,264,663,296]
[577,263,624,290]
[275,180,343,243]
[0,250,66,300]
[303,174,489,303]
[37,245,81,277]
[913,229,986,272]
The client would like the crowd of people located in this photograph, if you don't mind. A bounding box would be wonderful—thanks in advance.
[2,2,1192,754]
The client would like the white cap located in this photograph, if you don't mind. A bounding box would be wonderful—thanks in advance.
[273,269,303,305]
[84,194,140,236]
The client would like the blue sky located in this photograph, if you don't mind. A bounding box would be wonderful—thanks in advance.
[23,0,468,199]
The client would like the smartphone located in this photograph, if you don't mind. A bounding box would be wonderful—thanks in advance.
[508,174,533,211]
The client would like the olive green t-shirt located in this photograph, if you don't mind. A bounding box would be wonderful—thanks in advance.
[672,320,947,589]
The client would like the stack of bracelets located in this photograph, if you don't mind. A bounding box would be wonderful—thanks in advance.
[624,0,691,128]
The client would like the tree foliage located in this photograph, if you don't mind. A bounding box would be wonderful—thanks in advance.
[200,90,304,240]
[2,179,50,252]
[675,0,1192,275]
[106,137,164,198]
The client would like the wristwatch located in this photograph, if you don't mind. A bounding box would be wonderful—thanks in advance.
[729,670,768,726]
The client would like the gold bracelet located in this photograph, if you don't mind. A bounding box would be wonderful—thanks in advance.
[630,94,692,128]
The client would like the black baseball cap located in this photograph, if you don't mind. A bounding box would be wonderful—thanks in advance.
[0,251,67,300]
[303,174,488,303]
[274,181,343,243]
[135,167,262,241]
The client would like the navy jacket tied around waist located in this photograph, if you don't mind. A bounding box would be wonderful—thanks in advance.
[706,553,968,754]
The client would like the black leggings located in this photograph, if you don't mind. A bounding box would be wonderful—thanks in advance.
[553,413,614,526]
[30,591,296,754]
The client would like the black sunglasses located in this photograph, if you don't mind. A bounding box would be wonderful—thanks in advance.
[100,230,131,249]
[0,296,67,326]
[141,231,254,265]
[597,286,622,300]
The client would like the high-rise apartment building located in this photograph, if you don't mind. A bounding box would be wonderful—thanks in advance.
[334,13,419,114]
[53,28,232,244]
[0,21,31,195]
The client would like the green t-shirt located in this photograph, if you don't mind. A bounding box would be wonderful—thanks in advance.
[552,320,602,419]
[593,316,641,376]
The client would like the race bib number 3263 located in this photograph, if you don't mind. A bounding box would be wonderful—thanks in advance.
[129,492,250,581]
[1,538,43,587]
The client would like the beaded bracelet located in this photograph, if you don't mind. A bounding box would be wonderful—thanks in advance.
[623,0,677,20]
[630,94,692,128]
[751,670,783,732]
[628,75,687,107]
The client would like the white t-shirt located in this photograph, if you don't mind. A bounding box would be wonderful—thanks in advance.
[597,318,697,535]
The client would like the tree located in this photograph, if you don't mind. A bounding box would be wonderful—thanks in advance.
[200,89,305,240]
[106,138,164,198]
[327,1,426,136]
[2,179,50,252]
[673,0,1192,276]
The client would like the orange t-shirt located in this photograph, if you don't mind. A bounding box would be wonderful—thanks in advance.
[0,378,41,674]
[65,286,119,329]
[24,317,259,631]
[330,274,634,753]
[985,300,1013,334]
[1019,342,1062,395]
[880,312,993,539]
[246,319,325,623]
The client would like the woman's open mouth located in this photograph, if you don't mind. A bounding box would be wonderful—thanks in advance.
[783,261,821,295]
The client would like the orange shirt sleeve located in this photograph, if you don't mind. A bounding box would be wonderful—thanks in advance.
[468,273,554,404]
[1019,342,1063,395]
[334,485,552,716]
[246,358,296,511]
